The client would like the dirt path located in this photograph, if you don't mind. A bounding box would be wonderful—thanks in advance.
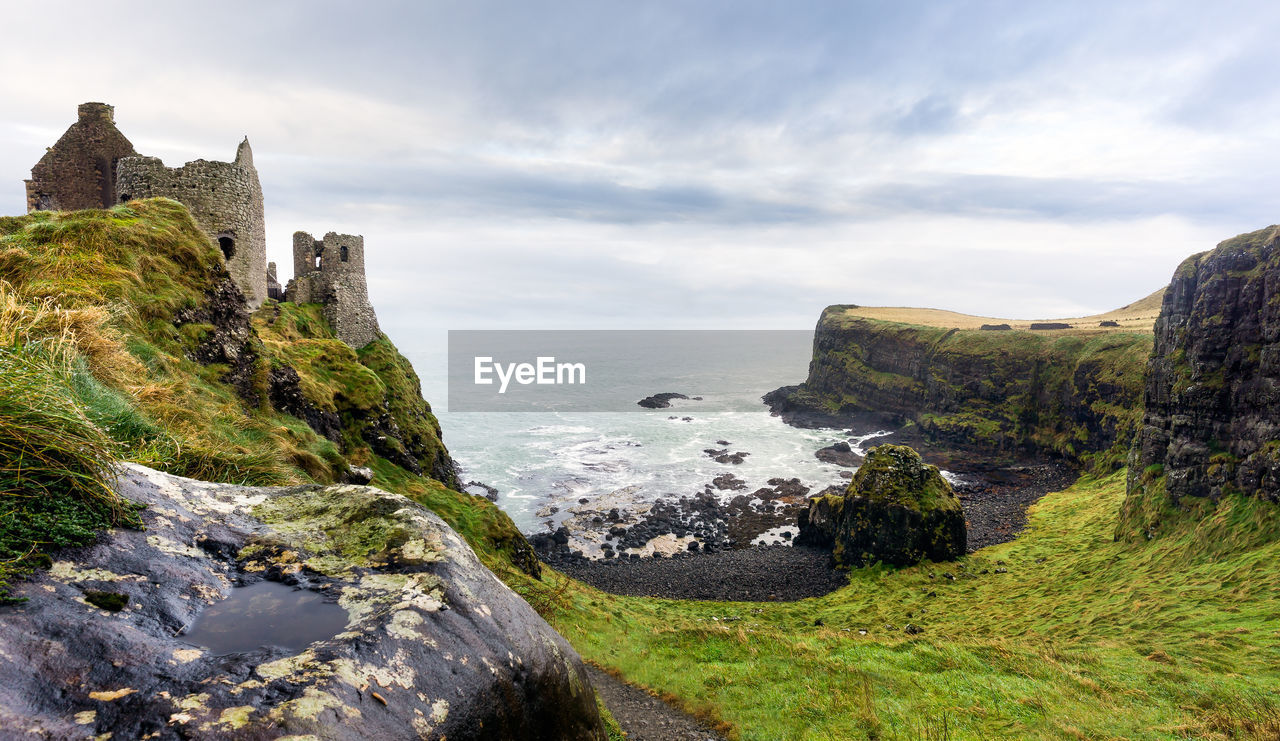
[586,666,727,741]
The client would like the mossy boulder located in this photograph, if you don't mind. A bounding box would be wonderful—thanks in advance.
[797,444,966,566]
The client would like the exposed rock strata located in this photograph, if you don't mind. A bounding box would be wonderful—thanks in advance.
[767,309,1151,466]
[1124,225,1280,535]
[0,464,603,740]
[175,276,264,408]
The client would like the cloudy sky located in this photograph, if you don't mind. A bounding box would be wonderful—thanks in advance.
[3,1,1279,354]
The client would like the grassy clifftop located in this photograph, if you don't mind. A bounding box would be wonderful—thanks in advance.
[0,199,535,598]
[773,306,1153,469]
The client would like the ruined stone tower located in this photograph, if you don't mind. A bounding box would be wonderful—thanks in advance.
[286,231,380,348]
[266,262,283,301]
[115,139,268,308]
[26,103,138,212]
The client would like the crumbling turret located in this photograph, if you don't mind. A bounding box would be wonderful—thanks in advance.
[115,139,269,309]
[286,231,380,348]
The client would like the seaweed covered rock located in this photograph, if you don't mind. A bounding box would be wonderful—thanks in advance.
[0,464,603,740]
[797,444,965,566]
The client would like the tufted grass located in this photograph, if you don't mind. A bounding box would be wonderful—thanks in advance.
[0,338,140,602]
[545,471,1280,740]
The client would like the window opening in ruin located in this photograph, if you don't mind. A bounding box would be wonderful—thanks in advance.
[218,236,236,261]
[340,246,349,262]
[314,245,323,270]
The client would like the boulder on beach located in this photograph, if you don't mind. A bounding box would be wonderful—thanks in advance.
[796,444,966,567]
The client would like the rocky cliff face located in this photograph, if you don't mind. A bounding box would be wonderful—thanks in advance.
[768,309,1151,468]
[0,464,603,739]
[1123,226,1280,536]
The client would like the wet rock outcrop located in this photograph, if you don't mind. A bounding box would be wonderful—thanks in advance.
[267,364,343,443]
[1124,226,1280,536]
[797,444,965,566]
[637,392,690,409]
[0,464,603,740]
[175,276,264,408]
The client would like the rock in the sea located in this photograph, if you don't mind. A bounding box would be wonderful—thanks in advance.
[0,464,604,740]
[711,473,747,491]
[796,444,966,567]
[637,392,689,409]
[815,440,862,467]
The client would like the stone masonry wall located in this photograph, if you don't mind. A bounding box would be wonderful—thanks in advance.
[116,139,267,308]
[286,231,380,347]
[26,103,138,212]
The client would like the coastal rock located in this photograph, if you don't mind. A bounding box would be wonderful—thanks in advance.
[797,444,966,567]
[711,473,747,491]
[0,464,604,740]
[704,448,749,465]
[1124,225,1280,536]
[637,392,689,409]
[815,441,862,467]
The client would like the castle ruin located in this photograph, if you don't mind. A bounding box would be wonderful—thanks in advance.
[287,231,380,348]
[24,103,381,348]
[116,140,268,309]
[25,103,137,212]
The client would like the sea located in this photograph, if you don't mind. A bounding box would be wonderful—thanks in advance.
[410,330,894,535]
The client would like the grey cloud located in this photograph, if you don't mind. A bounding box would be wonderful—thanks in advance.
[856,174,1279,225]
[264,158,828,225]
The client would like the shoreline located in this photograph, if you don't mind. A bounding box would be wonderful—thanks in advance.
[539,459,1075,601]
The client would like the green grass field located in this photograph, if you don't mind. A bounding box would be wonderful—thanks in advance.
[543,471,1280,740]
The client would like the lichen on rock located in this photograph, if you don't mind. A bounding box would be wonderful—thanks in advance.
[0,464,604,739]
[797,444,966,567]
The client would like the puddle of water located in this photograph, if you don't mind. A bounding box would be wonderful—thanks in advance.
[181,580,348,655]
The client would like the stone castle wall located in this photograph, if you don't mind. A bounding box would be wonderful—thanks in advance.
[116,139,267,308]
[26,103,138,212]
[286,231,380,348]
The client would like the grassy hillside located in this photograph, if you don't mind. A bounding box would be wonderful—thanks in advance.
[0,199,534,598]
[549,471,1280,740]
[835,288,1165,333]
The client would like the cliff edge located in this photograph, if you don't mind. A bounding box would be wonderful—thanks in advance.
[767,307,1152,469]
